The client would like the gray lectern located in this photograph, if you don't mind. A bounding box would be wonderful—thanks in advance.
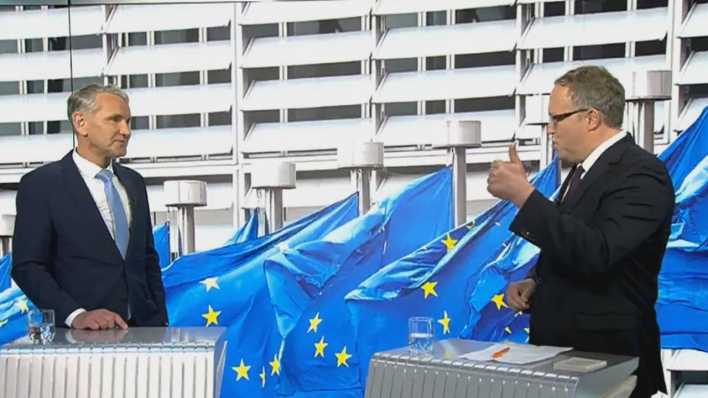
[365,339,638,398]
[0,327,226,398]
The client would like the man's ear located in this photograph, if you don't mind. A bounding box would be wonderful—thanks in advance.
[71,112,88,136]
[586,108,602,131]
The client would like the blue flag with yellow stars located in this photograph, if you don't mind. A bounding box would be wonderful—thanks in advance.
[656,107,708,351]
[225,208,260,245]
[152,223,170,270]
[346,159,559,381]
[165,193,358,398]
[263,167,452,397]
[0,254,10,291]
[0,286,35,346]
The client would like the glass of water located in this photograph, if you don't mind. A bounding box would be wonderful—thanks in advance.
[408,316,433,356]
[27,308,55,344]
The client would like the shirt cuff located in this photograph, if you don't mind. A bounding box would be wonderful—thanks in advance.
[65,308,86,328]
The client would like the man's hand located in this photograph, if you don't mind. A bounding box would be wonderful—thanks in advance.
[71,309,128,330]
[487,144,534,207]
[506,278,537,312]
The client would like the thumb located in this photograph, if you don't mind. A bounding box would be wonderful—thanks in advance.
[508,144,522,165]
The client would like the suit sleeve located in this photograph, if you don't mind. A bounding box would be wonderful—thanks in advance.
[11,174,81,323]
[510,162,674,280]
[141,181,168,325]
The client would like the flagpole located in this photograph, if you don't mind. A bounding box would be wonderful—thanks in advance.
[0,214,14,257]
[436,120,481,226]
[338,142,384,216]
[251,161,296,233]
[164,181,207,256]
[627,70,671,154]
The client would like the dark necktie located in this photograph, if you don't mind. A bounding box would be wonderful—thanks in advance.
[562,165,585,202]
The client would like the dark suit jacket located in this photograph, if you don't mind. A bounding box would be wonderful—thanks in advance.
[12,151,168,327]
[510,135,674,397]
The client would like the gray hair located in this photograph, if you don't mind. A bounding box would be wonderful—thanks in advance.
[67,84,129,126]
[554,65,625,128]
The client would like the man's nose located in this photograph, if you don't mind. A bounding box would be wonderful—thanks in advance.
[119,120,131,136]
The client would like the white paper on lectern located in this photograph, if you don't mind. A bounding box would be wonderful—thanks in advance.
[458,342,573,365]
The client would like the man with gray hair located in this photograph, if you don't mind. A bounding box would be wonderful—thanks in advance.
[487,66,673,397]
[12,84,168,330]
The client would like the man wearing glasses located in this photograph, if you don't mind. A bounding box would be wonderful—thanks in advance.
[487,66,673,398]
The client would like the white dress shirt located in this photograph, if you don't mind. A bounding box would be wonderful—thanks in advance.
[65,150,132,327]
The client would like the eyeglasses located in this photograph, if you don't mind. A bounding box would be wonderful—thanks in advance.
[548,108,589,126]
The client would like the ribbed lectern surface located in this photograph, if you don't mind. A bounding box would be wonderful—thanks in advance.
[0,327,226,398]
[365,339,638,398]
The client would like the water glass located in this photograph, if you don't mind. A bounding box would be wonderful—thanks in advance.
[27,308,55,344]
[408,316,433,356]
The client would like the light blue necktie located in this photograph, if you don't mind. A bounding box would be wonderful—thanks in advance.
[96,169,129,259]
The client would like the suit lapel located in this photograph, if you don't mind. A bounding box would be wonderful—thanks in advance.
[59,152,124,263]
[562,134,633,210]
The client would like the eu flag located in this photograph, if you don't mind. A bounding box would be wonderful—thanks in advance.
[152,223,170,270]
[0,254,10,291]
[656,107,708,350]
[0,287,35,346]
[165,193,359,397]
[346,159,559,381]
[225,208,260,245]
[263,167,452,396]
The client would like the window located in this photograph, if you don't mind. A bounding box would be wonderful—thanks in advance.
[544,2,565,17]
[288,105,360,122]
[156,71,200,87]
[155,29,198,45]
[426,100,445,114]
[426,56,446,71]
[636,39,666,56]
[131,116,149,130]
[288,62,361,79]
[0,82,18,96]
[384,59,417,74]
[543,48,564,63]
[573,43,625,60]
[208,68,232,84]
[209,111,232,126]
[67,35,101,50]
[426,11,446,26]
[455,51,514,68]
[156,114,201,129]
[384,102,417,117]
[574,0,626,14]
[207,26,230,41]
[287,17,361,36]
[455,96,514,112]
[0,123,21,136]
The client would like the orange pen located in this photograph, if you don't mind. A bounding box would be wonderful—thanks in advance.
[491,346,510,359]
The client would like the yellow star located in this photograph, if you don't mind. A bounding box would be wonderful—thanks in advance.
[307,312,323,333]
[421,281,438,299]
[491,294,508,310]
[269,354,281,376]
[15,299,29,313]
[437,311,451,334]
[314,336,328,358]
[0,319,7,327]
[505,326,512,334]
[202,305,221,327]
[232,359,250,381]
[441,233,457,252]
[335,346,352,367]
[200,277,220,292]
[259,366,266,388]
